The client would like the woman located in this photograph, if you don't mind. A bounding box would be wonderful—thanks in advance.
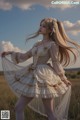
[1,18,80,120]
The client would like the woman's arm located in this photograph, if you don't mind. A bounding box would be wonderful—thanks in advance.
[1,48,32,64]
[49,42,68,81]
[50,42,71,86]
[11,41,40,64]
[11,49,32,64]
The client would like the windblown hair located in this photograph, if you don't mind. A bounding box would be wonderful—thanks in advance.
[26,18,80,67]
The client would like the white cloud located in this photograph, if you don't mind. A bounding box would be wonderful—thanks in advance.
[63,20,80,36]
[0,0,12,10]
[0,0,80,11]
[0,41,32,70]
[50,3,74,10]
[0,41,24,53]
[16,3,32,10]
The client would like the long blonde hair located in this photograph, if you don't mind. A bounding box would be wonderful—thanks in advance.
[26,18,80,67]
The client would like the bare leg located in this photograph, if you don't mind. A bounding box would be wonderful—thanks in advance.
[15,95,33,120]
[42,98,57,120]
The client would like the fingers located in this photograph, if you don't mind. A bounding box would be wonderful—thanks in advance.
[62,80,72,87]
[1,52,8,57]
[67,80,72,86]
[1,52,5,57]
[66,82,71,87]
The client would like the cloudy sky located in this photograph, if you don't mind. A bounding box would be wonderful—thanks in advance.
[0,0,80,70]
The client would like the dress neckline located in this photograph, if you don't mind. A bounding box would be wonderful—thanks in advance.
[36,40,55,48]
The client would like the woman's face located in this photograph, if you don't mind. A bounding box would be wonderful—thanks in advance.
[39,21,49,35]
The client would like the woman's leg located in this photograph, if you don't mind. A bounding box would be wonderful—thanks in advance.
[15,95,33,120]
[42,98,57,120]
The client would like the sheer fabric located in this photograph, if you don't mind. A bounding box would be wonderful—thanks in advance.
[1,41,71,119]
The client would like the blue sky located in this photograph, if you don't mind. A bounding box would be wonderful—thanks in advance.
[0,0,80,69]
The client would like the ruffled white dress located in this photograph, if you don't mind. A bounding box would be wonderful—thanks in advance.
[1,41,71,120]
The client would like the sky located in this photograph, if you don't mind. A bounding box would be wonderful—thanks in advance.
[0,0,80,70]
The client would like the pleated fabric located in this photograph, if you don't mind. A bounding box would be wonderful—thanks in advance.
[2,56,71,120]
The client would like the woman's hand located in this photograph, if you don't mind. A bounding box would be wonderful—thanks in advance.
[1,51,12,57]
[62,79,72,86]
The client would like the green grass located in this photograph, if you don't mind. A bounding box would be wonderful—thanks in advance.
[0,74,80,120]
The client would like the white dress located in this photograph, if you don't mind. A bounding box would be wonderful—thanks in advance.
[2,41,71,120]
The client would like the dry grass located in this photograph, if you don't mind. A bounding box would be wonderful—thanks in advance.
[0,73,80,120]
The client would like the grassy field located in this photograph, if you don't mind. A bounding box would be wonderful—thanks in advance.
[0,72,80,120]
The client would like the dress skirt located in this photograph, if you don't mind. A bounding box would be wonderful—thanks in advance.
[2,57,71,120]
